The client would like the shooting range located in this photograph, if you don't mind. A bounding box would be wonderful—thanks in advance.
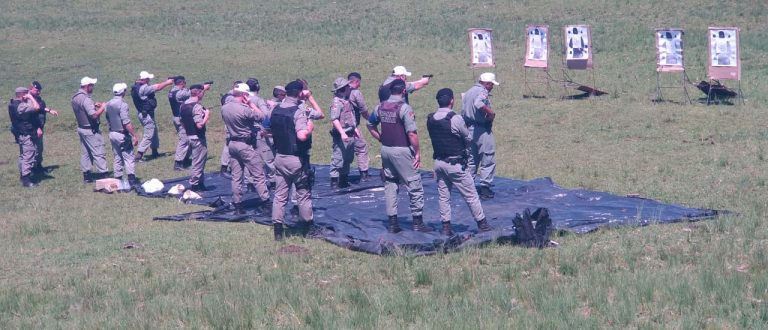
[703,27,744,104]
[467,28,495,68]
[523,25,553,97]
[561,24,606,98]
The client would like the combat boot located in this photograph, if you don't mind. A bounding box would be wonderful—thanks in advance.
[20,175,37,188]
[83,171,94,183]
[232,202,244,215]
[128,174,141,188]
[273,223,284,241]
[477,218,494,232]
[173,161,184,171]
[330,177,339,189]
[441,222,454,236]
[387,215,401,233]
[412,215,433,232]
[134,151,144,162]
[220,165,231,179]
[257,199,272,214]
[150,148,160,159]
[478,186,495,200]
[359,170,370,182]
[338,175,350,188]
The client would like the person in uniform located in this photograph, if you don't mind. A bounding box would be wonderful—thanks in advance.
[270,80,320,241]
[218,80,243,178]
[169,76,211,171]
[28,81,58,174]
[378,65,431,103]
[427,88,493,235]
[266,85,286,111]
[105,83,140,187]
[328,77,358,188]
[131,71,173,162]
[367,79,429,233]
[71,76,108,183]
[245,78,276,191]
[221,83,271,213]
[9,87,41,187]
[346,72,370,181]
[179,84,211,192]
[461,72,499,200]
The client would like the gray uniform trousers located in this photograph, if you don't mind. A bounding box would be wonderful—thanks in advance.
[17,135,38,177]
[228,140,270,204]
[272,154,313,224]
[220,139,230,167]
[434,159,485,222]
[381,146,424,217]
[172,116,190,162]
[137,112,159,153]
[330,135,356,178]
[188,136,207,186]
[256,132,275,183]
[354,133,370,172]
[77,127,108,173]
[467,125,496,187]
[109,132,135,178]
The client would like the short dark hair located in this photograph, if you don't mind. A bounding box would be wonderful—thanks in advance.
[347,72,361,80]
[389,79,406,95]
[285,80,303,97]
[273,87,286,98]
[246,78,260,92]
[174,76,186,85]
[31,81,42,90]
[435,88,453,107]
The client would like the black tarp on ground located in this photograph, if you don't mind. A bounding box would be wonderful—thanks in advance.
[144,165,722,255]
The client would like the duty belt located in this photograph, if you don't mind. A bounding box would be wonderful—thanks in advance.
[228,136,251,143]
[436,156,467,165]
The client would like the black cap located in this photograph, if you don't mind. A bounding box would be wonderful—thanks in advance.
[285,80,304,93]
[174,76,186,84]
[389,79,406,93]
[347,72,362,80]
[31,81,42,90]
[436,88,453,100]
[190,84,204,91]
[246,78,260,92]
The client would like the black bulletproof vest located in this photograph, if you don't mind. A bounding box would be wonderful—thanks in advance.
[131,83,157,114]
[427,112,464,159]
[379,82,410,104]
[180,102,205,139]
[271,105,310,156]
[34,95,47,127]
[8,99,38,135]
[220,92,232,106]
[168,90,182,117]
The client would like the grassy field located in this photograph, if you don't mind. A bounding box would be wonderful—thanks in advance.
[1,0,767,328]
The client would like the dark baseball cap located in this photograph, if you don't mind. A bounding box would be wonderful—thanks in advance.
[174,76,186,84]
[31,81,42,90]
[347,72,362,80]
[190,84,204,91]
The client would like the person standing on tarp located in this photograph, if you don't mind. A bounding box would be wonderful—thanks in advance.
[462,72,499,200]
[105,83,140,187]
[267,85,286,111]
[9,87,41,187]
[367,79,430,233]
[328,77,357,189]
[347,72,371,182]
[270,80,320,241]
[427,88,493,236]
[29,81,58,174]
[218,80,243,178]
[221,83,271,214]
[244,78,276,191]
[180,84,211,192]
[378,65,431,103]
[131,71,173,162]
[72,76,108,183]
[169,76,210,171]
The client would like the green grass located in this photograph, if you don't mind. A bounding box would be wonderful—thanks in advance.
[1,0,768,328]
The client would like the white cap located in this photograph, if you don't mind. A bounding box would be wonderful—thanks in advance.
[233,83,251,95]
[112,83,128,95]
[80,76,98,86]
[479,72,500,86]
[138,71,155,80]
[392,66,412,76]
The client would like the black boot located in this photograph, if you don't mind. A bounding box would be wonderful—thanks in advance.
[412,215,432,232]
[359,170,370,182]
[477,218,494,232]
[247,183,257,192]
[232,202,244,215]
[21,175,37,188]
[338,175,350,188]
[134,151,144,162]
[173,161,184,171]
[441,222,454,236]
[220,165,231,179]
[273,223,284,241]
[128,174,140,188]
[387,215,401,233]
[83,171,93,183]
[150,148,160,159]
[258,199,272,214]
[330,177,339,189]
[478,186,495,200]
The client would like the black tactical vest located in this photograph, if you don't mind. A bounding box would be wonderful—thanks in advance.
[34,95,47,128]
[131,83,157,115]
[168,90,182,117]
[8,99,38,136]
[271,105,310,156]
[180,102,205,139]
[427,112,465,159]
